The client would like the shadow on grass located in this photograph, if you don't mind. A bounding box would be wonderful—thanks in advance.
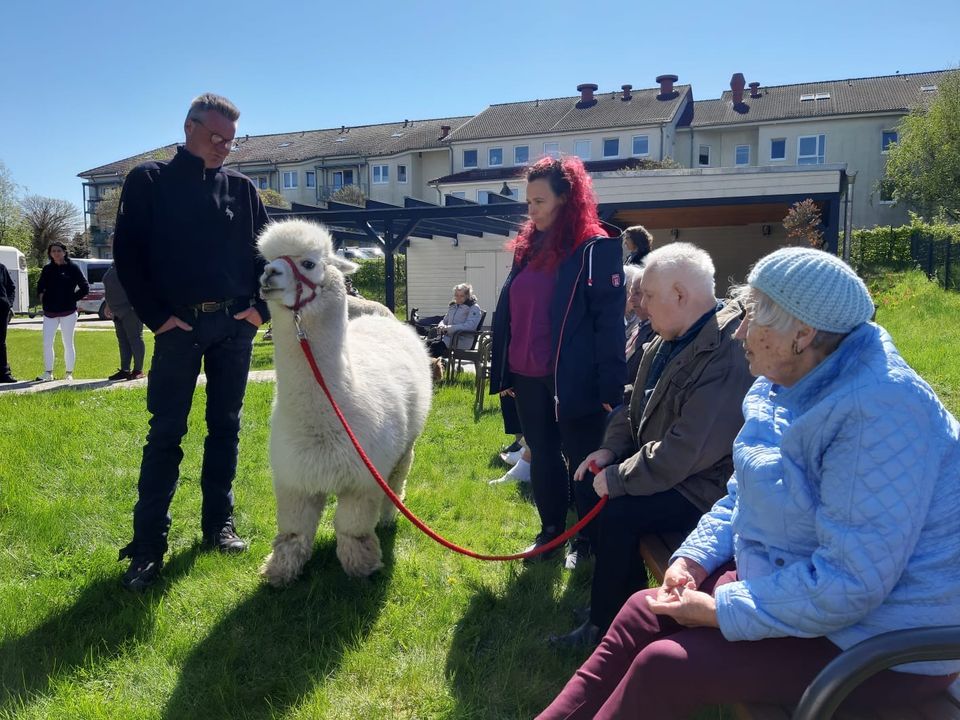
[0,545,202,712]
[160,528,396,720]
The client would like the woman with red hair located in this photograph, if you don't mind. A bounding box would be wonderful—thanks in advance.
[489,157,626,568]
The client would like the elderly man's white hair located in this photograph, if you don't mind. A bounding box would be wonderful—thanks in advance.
[643,242,715,299]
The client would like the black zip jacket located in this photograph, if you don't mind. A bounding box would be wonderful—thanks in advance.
[37,261,88,314]
[112,147,270,331]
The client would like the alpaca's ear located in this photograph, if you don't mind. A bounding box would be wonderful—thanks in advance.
[329,255,359,275]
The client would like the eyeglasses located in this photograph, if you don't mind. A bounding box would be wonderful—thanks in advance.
[190,116,235,149]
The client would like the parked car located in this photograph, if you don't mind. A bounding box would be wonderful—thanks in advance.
[0,245,29,314]
[336,246,384,260]
[72,258,114,320]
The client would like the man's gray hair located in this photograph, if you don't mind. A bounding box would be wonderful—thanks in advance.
[643,242,715,299]
[731,284,846,351]
[623,264,643,289]
[453,283,476,303]
[186,93,240,123]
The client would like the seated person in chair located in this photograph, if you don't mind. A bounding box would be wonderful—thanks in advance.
[427,283,483,358]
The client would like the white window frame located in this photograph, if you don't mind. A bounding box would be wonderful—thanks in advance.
[735,145,750,166]
[770,138,787,161]
[282,171,298,189]
[477,190,491,204]
[698,144,711,167]
[632,135,649,157]
[881,130,898,154]
[463,149,478,168]
[449,191,466,200]
[602,137,620,158]
[488,148,503,166]
[372,165,389,184]
[574,140,591,160]
[397,164,408,183]
[797,134,826,165]
[305,171,316,188]
[543,142,560,159]
[514,145,529,165]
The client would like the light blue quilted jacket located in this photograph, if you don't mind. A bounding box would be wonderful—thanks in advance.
[676,322,960,675]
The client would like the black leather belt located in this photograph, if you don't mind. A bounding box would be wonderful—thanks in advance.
[181,298,252,314]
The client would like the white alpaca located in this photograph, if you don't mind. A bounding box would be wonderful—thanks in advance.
[257,219,432,584]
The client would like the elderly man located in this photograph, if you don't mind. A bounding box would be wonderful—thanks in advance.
[551,242,753,648]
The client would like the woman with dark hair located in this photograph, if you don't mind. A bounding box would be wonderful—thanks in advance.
[622,225,652,266]
[489,156,626,568]
[35,242,88,382]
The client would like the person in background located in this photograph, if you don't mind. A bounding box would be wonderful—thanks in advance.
[102,265,145,381]
[0,261,16,383]
[489,156,625,570]
[427,283,483,380]
[622,225,653,266]
[623,264,655,386]
[35,242,88,382]
[539,247,960,719]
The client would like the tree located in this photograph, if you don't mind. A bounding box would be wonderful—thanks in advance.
[258,188,290,209]
[330,184,366,206]
[21,195,82,266]
[69,230,91,259]
[885,70,960,221]
[0,161,31,254]
[94,186,122,231]
[783,199,824,249]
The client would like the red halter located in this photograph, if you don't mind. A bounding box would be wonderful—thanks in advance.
[277,255,318,311]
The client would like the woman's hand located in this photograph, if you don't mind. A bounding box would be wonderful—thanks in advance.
[234,307,263,327]
[574,448,615,482]
[660,557,709,595]
[646,587,719,628]
[499,388,515,398]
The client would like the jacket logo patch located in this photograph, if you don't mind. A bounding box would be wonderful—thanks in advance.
[225,207,234,221]
[611,274,621,287]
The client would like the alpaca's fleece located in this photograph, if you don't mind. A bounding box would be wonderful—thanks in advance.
[257,219,432,585]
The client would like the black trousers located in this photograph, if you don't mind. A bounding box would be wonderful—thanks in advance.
[113,311,145,372]
[589,489,703,630]
[0,303,10,377]
[512,374,606,546]
[129,312,256,558]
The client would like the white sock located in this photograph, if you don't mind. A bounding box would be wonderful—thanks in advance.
[507,457,531,482]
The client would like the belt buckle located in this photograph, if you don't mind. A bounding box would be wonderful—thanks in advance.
[199,301,221,313]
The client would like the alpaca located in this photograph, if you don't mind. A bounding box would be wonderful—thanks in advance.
[257,219,432,584]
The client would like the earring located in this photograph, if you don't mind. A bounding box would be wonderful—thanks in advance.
[792,339,803,355]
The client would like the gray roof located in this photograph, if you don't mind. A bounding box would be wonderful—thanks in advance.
[446,85,691,142]
[686,70,949,127]
[78,116,471,178]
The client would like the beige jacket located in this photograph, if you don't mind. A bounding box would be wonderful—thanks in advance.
[602,301,754,511]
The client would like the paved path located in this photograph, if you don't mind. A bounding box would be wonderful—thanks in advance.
[0,370,277,396]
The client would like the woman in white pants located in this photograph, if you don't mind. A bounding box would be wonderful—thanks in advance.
[35,242,88,381]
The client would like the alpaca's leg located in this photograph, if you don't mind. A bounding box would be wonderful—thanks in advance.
[380,446,414,526]
[333,491,382,577]
[260,489,327,587]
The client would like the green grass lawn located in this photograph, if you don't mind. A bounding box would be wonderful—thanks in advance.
[0,271,956,719]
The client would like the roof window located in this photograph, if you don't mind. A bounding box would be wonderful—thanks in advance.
[921,85,937,92]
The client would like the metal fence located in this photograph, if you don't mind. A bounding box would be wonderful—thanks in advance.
[853,228,958,291]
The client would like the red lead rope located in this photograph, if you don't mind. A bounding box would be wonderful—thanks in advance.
[294,329,607,561]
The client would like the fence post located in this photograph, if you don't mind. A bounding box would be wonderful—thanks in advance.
[946,238,953,290]
[927,236,935,280]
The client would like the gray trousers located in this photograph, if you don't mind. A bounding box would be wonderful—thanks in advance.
[113,312,145,372]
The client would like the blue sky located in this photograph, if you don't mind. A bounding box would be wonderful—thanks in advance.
[1,0,958,216]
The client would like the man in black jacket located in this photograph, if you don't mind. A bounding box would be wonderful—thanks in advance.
[0,262,16,383]
[113,93,270,591]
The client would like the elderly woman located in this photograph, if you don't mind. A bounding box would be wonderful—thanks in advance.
[427,283,483,358]
[622,264,654,385]
[538,247,960,719]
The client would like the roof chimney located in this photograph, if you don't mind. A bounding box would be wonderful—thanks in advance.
[731,73,746,106]
[749,81,761,98]
[621,84,633,101]
[656,74,679,99]
[439,125,451,140]
[576,83,598,107]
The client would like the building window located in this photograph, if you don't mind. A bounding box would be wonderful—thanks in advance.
[797,134,826,165]
[632,135,649,156]
[879,178,896,204]
[372,165,389,184]
[574,140,591,160]
[514,145,529,165]
[603,138,619,158]
[543,142,560,159]
[735,145,750,166]
[250,175,268,189]
[881,130,898,153]
[463,149,478,168]
[450,191,466,200]
[305,171,316,188]
[698,145,711,166]
[770,138,786,161]
[397,164,408,183]
[477,190,491,204]
[488,148,503,166]
[332,169,354,189]
[282,171,297,189]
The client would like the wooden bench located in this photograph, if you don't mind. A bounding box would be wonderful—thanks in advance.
[636,532,960,720]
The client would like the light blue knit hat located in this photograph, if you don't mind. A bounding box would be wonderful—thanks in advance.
[748,247,874,333]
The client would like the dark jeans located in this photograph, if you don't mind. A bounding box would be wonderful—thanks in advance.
[590,490,703,629]
[0,303,10,377]
[512,374,606,545]
[129,312,256,558]
[113,311,145,372]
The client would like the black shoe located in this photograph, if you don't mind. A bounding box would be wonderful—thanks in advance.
[548,621,602,649]
[564,538,592,570]
[108,369,130,381]
[502,439,523,454]
[522,529,562,564]
[121,556,163,592]
[203,522,248,554]
[573,606,591,624]
[0,375,17,384]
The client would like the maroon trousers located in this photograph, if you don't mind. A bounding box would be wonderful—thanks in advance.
[538,566,957,720]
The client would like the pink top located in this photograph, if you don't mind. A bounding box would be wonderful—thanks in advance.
[508,264,556,377]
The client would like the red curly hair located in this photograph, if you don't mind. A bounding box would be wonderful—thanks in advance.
[509,156,607,271]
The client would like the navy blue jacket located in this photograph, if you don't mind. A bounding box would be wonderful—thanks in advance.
[489,235,626,420]
[112,147,269,331]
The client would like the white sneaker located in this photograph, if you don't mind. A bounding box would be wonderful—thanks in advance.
[36,371,53,382]
[499,448,524,466]
[65,372,74,382]
[489,457,531,484]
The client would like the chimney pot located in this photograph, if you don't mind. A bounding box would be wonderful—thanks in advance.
[576,83,599,107]
[621,84,633,101]
[655,74,679,99]
[748,81,761,98]
[730,73,746,106]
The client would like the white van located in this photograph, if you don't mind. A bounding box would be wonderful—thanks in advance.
[0,245,30,313]
[72,258,114,319]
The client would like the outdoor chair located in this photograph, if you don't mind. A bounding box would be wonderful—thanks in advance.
[443,311,487,381]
